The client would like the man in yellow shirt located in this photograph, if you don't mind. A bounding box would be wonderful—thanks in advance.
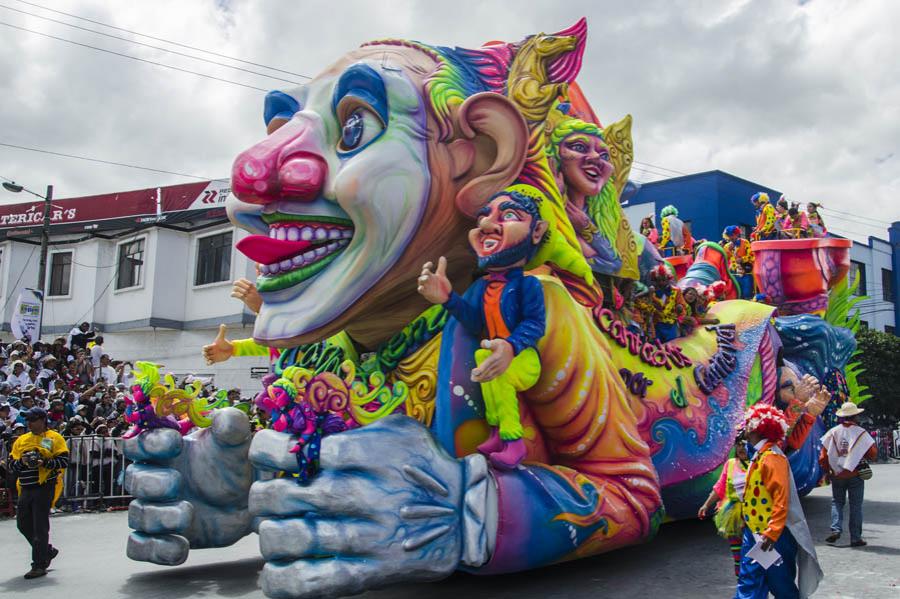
[11,407,68,579]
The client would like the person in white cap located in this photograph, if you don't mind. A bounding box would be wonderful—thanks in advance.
[819,402,877,547]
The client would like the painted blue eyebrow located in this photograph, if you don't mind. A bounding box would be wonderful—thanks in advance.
[263,90,300,127]
[332,64,388,125]
[476,205,492,218]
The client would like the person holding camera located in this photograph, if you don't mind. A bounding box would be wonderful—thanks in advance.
[10,407,68,579]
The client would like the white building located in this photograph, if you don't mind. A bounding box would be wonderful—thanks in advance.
[0,179,268,393]
[849,236,896,334]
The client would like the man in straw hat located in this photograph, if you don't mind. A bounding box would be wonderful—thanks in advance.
[735,403,823,599]
[819,401,877,547]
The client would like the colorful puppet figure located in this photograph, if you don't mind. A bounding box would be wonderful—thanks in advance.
[648,264,688,342]
[722,226,755,299]
[657,205,685,256]
[750,192,777,241]
[549,117,622,277]
[640,215,658,244]
[254,368,348,482]
[736,404,822,599]
[807,203,827,237]
[418,187,548,469]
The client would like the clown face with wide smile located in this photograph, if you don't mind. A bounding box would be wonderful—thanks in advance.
[227,48,433,345]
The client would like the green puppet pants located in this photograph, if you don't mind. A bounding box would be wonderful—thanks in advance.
[474,347,541,441]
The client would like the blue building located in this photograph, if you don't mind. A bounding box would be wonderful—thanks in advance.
[622,170,781,243]
[620,170,898,335]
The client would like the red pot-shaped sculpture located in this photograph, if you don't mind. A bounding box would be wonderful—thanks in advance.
[751,238,852,315]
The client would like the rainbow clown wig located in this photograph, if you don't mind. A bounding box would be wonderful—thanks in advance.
[742,404,789,442]
[750,192,770,206]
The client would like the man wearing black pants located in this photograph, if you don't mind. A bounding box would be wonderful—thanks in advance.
[10,407,68,579]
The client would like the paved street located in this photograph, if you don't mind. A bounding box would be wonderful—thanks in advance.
[1,463,898,598]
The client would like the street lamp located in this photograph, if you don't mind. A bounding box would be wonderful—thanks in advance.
[2,180,54,295]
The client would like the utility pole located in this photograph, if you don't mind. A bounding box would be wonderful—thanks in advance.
[36,184,53,295]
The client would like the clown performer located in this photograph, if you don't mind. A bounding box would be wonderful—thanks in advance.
[640,214,658,245]
[807,203,827,237]
[723,226,755,299]
[774,196,790,239]
[750,192,777,241]
[417,187,547,469]
[782,204,810,239]
[647,264,688,342]
[735,404,823,599]
[698,432,751,578]
[657,204,685,256]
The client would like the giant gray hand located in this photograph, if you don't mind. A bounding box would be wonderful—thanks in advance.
[123,408,255,565]
[250,414,496,599]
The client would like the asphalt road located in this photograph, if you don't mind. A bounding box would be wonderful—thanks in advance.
[1,463,898,598]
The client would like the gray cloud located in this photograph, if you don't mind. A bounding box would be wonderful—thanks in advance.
[0,0,896,240]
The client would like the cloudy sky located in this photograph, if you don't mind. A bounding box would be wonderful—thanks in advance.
[0,0,897,241]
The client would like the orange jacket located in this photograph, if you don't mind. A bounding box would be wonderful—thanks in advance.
[745,442,790,542]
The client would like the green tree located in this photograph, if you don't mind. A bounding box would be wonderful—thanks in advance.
[855,328,900,426]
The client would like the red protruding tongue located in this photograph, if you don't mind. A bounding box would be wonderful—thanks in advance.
[236,235,313,264]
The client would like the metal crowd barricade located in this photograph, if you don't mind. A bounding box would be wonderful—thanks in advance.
[60,434,132,508]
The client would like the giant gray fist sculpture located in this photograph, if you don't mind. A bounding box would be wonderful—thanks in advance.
[125,411,496,598]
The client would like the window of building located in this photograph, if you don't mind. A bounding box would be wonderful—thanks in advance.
[116,238,145,290]
[849,261,866,295]
[859,320,869,330]
[886,325,896,336]
[195,231,233,286]
[882,268,894,303]
[48,251,72,297]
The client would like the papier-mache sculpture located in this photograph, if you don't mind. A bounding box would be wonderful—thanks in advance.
[123,18,844,598]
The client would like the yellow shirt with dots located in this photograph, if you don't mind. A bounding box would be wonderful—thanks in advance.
[742,442,790,542]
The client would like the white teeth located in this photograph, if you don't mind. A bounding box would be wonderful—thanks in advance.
[276,228,287,241]
[292,255,305,267]
[326,242,339,251]
[328,229,341,240]
[338,238,350,245]
[314,228,327,241]
[280,259,292,270]
[301,227,313,241]
[287,227,300,241]
[341,230,352,239]
[269,229,277,239]
[302,250,316,262]
[315,246,327,256]
[260,264,270,274]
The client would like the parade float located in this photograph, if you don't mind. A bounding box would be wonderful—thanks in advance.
[121,19,851,598]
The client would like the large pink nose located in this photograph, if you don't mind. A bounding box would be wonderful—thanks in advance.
[231,120,327,205]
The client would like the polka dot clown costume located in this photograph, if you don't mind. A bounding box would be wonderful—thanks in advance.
[734,404,823,599]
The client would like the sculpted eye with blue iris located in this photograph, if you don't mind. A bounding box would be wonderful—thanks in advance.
[338,106,384,154]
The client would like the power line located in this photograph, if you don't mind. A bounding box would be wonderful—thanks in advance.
[0,142,210,180]
[633,160,687,176]
[0,3,304,85]
[820,206,893,227]
[0,20,269,92]
[13,0,310,79]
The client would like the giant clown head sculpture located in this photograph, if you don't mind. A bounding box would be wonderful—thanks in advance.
[227,42,538,348]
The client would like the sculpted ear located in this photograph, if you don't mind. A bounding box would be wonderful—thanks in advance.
[450,93,528,218]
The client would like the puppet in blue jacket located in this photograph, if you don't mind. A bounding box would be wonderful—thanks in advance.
[417,188,548,469]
